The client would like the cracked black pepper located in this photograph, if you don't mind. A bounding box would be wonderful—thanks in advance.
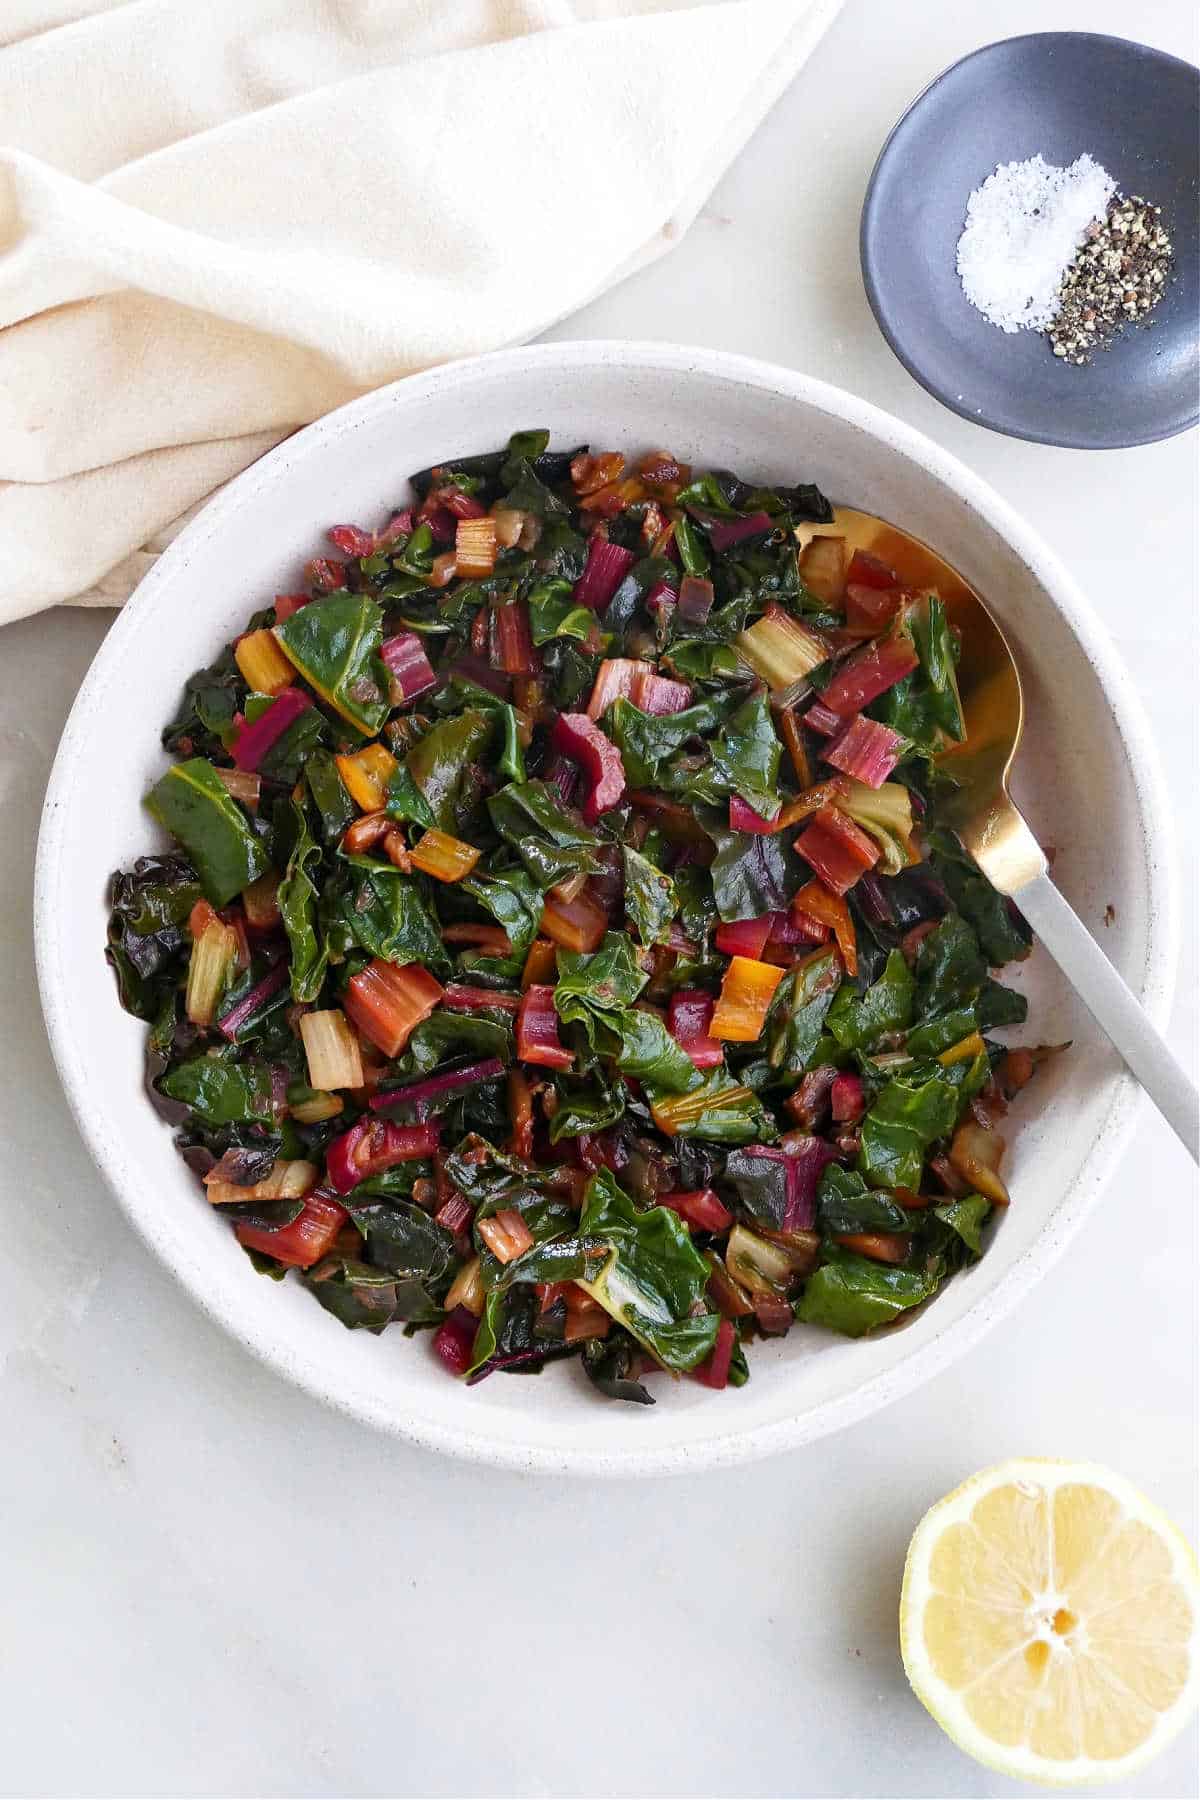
[1048,195,1174,365]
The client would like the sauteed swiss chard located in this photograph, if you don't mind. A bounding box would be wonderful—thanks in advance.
[107,432,1058,1402]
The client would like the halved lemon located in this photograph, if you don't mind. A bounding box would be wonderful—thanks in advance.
[900,1459,1199,1786]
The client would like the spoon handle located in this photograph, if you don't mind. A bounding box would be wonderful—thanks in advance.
[1014,872,1198,1163]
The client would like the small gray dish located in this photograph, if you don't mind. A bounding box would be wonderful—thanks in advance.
[860,32,1199,449]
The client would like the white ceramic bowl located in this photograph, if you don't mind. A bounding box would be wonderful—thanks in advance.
[36,343,1176,1477]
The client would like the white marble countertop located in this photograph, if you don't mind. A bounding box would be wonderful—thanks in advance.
[2,2,1196,1795]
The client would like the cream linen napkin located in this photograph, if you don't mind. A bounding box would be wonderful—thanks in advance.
[0,0,842,625]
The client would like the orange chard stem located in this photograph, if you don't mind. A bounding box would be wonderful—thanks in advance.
[477,1208,535,1265]
[343,959,444,1059]
[776,706,813,789]
[773,778,848,833]
[440,923,513,957]
[564,1286,612,1343]
[242,870,282,930]
[792,878,858,978]
[709,956,785,1042]
[335,743,398,814]
[408,828,481,884]
[234,628,296,697]
[834,1232,911,1265]
[507,1068,535,1160]
[539,885,608,955]
[521,937,559,990]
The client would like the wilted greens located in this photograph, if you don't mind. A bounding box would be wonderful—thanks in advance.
[107,432,1052,1408]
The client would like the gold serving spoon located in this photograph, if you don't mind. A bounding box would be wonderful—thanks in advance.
[812,509,1198,1162]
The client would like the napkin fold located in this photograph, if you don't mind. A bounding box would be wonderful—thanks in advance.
[0,0,841,624]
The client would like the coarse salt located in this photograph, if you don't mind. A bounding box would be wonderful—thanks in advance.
[956,154,1117,333]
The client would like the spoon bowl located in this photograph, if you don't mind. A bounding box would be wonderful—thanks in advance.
[817,508,1197,1159]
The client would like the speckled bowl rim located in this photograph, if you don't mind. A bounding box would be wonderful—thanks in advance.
[35,342,1178,1477]
[860,31,1200,449]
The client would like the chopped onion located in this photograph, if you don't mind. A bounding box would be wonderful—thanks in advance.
[206,1158,318,1208]
[444,1256,485,1316]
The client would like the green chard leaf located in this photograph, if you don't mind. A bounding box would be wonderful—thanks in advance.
[870,596,964,751]
[700,808,810,923]
[547,1072,627,1141]
[499,458,569,520]
[673,513,710,577]
[604,694,733,789]
[796,1245,940,1338]
[527,577,597,646]
[459,867,543,975]
[333,854,449,973]
[162,647,245,758]
[556,991,700,1097]
[817,1165,910,1235]
[581,1332,655,1405]
[722,1145,796,1230]
[911,594,965,743]
[487,779,600,890]
[145,759,269,906]
[915,913,987,1015]
[481,1198,607,1290]
[927,830,1033,968]
[106,854,202,1020]
[766,948,843,1076]
[827,949,916,1053]
[555,932,648,1010]
[540,640,598,712]
[466,1284,579,1379]
[255,701,328,786]
[499,428,550,471]
[931,1193,991,1259]
[388,709,492,833]
[341,1199,456,1305]
[576,1171,719,1371]
[656,1069,777,1145]
[602,555,676,644]
[904,1008,979,1059]
[673,864,716,949]
[159,1053,273,1126]
[277,800,327,1002]
[977,979,1029,1030]
[443,1135,549,1214]
[304,1258,423,1331]
[662,641,743,684]
[622,846,677,947]
[273,592,389,736]
[858,1071,959,1190]
[496,705,526,783]
[399,1011,513,1077]
[691,690,783,820]
[304,750,355,844]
